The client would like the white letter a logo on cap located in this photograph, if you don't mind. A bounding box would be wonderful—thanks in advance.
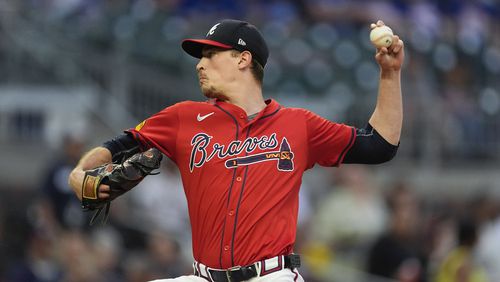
[207,23,220,36]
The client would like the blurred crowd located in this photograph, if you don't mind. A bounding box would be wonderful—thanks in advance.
[1,0,500,281]
[0,137,193,282]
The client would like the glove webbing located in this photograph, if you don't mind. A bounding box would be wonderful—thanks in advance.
[89,202,111,226]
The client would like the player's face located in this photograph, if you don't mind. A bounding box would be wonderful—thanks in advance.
[197,47,240,100]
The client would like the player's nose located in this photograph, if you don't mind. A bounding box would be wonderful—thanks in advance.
[196,57,206,72]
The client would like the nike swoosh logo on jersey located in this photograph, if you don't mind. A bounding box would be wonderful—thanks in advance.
[197,112,214,122]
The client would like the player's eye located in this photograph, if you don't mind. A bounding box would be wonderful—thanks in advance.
[202,49,218,58]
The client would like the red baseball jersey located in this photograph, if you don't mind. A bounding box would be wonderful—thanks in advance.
[127,99,355,269]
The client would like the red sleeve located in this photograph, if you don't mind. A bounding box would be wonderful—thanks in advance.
[126,103,180,161]
[305,110,356,168]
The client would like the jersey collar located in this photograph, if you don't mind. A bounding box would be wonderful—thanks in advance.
[211,98,281,126]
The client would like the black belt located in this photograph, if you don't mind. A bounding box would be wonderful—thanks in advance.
[195,254,301,282]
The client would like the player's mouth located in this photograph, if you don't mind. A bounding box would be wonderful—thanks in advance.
[198,75,208,84]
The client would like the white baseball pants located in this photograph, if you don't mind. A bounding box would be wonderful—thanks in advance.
[150,268,304,282]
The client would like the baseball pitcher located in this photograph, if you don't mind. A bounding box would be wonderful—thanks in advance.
[68,19,404,281]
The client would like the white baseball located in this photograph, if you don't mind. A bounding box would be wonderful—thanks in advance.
[370,25,393,48]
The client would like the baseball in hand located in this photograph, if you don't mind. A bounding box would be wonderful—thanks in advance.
[370,25,393,48]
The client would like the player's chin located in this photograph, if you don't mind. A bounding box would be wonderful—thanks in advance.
[201,86,228,101]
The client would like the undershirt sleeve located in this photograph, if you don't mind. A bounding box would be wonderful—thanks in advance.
[102,133,141,163]
[343,123,399,164]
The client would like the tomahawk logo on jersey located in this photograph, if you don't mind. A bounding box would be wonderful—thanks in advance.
[223,137,294,171]
[127,98,355,269]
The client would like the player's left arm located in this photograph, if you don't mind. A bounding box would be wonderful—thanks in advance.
[368,20,404,146]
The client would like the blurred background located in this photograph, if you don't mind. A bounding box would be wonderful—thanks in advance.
[1,0,500,281]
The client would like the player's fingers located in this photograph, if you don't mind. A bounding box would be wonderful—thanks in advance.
[391,36,404,54]
[370,23,377,29]
[395,38,404,53]
[99,184,110,192]
[378,46,388,55]
[98,191,110,199]
[377,20,385,27]
[98,184,110,199]
[388,35,400,52]
[375,48,388,62]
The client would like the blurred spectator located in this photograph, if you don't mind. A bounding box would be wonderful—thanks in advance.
[128,159,190,238]
[304,0,402,25]
[55,230,100,282]
[311,165,387,246]
[122,251,155,282]
[425,211,456,280]
[177,0,245,18]
[440,65,484,159]
[90,227,124,282]
[305,165,387,279]
[4,197,62,282]
[125,157,194,265]
[366,183,427,282]
[476,196,500,282]
[434,217,487,282]
[245,0,305,24]
[41,135,87,229]
[145,229,191,278]
[5,228,61,282]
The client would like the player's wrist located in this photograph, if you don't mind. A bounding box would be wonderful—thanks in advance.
[68,168,86,200]
[380,69,401,80]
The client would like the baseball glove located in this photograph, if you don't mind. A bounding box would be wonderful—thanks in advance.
[81,148,163,225]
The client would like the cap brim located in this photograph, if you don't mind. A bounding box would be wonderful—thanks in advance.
[181,39,232,59]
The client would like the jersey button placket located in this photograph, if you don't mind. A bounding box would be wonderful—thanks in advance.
[223,168,244,265]
[222,123,248,266]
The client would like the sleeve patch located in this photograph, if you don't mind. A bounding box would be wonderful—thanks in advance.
[135,120,146,131]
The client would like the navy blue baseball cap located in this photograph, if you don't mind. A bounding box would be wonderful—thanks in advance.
[182,19,269,67]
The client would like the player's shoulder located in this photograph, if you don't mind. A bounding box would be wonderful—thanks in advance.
[173,100,207,108]
[278,105,331,124]
[160,100,213,112]
[279,105,316,117]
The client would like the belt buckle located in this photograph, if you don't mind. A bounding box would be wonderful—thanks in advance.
[226,266,241,282]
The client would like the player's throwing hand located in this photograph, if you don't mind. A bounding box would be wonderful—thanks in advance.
[371,20,405,72]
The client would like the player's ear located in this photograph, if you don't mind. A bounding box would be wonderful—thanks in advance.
[238,51,253,69]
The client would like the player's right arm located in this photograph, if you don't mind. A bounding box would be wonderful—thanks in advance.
[68,146,112,201]
[68,133,141,200]
[69,102,180,200]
